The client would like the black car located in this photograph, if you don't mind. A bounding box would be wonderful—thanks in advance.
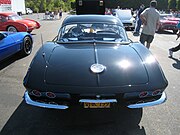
[23,15,168,109]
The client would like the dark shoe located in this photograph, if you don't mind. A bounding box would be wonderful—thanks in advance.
[133,32,139,36]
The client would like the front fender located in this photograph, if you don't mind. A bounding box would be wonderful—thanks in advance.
[7,22,28,32]
[25,19,41,29]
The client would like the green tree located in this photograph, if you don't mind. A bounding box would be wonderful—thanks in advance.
[169,0,177,10]
[157,0,168,10]
[24,0,171,13]
[177,0,180,10]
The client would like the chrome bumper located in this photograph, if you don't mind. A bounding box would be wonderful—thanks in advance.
[127,92,167,108]
[79,99,117,103]
[24,91,166,109]
[24,91,68,109]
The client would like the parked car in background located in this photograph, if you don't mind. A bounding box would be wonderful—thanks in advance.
[116,9,136,30]
[158,14,180,34]
[23,15,168,110]
[26,8,33,14]
[0,31,33,62]
[0,12,40,33]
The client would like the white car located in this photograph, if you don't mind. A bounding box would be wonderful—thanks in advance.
[26,8,33,14]
[116,9,136,30]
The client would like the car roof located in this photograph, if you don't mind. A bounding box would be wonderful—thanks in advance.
[0,12,16,16]
[62,15,123,26]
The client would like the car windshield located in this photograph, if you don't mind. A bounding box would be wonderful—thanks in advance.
[57,23,129,43]
[8,14,22,21]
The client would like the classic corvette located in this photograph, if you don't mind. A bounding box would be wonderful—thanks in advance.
[0,31,33,62]
[158,14,180,34]
[0,12,40,33]
[23,15,168,109]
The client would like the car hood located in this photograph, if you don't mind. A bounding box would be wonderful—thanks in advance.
[166,17,180,21]
[160,20,178,24]
[45,43,148,87]
[16,19,37,27]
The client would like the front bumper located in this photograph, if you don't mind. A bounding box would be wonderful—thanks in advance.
[24,91,167,109]
[160,24,178,30]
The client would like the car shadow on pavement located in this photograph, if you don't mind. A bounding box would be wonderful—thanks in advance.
[1,101,146,135]
[0,53,26,70]
[169,57,180,69]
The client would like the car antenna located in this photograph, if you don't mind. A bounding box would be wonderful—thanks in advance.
[41,33,44,47]
[41,34,45,57]
[41,34,49,66]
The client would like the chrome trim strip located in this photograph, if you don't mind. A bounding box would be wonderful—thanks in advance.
[127,92,167,108]
[79,99,117,103]
[24,91,68,109]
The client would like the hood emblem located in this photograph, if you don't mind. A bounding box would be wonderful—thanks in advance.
[90,64,106,73]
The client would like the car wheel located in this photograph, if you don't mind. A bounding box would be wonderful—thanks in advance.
[7,26,18,32]
[21,36,33,56]
[173,30,178,34]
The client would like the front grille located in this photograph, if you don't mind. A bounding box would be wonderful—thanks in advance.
[123,23,132,26]
[162,24,177,29]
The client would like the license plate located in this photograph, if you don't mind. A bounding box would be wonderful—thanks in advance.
[84,102,110,108]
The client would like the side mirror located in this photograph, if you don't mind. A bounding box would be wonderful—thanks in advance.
[0,33,7,40]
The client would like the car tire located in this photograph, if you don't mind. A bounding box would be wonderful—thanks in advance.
[21,36,33,56]
[173,30,178,34]
[7,26,18,32]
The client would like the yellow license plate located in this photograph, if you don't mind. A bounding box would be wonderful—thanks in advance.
[84,102,110,108]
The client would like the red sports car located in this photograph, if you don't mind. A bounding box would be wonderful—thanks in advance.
[0,12,40,33]
[158,14,180,34]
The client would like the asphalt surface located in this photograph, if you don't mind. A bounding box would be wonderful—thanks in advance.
[0,13,180,135]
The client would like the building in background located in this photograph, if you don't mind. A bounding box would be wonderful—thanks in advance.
[0,0,25,15]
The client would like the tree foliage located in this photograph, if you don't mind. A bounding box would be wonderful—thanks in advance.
[25,0,75,12]
[168,0,176,10]
[177,0,180,10]
[25,0,180,13]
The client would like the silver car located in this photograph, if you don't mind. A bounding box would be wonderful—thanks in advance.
[116,9,136,30]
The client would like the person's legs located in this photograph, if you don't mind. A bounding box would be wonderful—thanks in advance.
[136,18,142,33]
[146,35,154,49]
[170,44,180,52]
[168,49,173,57]
[146,43,151,49]
[140,33,146,45]
[169,43,180,57]
[133,18,141,36]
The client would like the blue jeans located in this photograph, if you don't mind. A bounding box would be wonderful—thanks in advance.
[134,18,142,33]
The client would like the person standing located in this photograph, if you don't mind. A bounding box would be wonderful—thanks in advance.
[59,8,62,19]
[169,44,180,57]
[133,4,145,36]
[45,9,49,20]
[169,31,180,57]
[139,0,160,49]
